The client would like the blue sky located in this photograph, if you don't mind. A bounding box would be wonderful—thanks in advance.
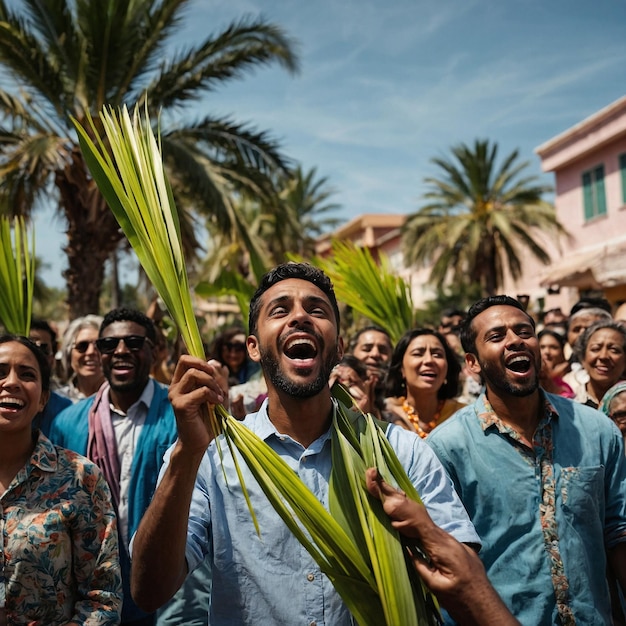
[36,0,626,287]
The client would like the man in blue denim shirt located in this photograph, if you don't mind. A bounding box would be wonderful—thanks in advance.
[427,295,626,625]
[131,263,481,625]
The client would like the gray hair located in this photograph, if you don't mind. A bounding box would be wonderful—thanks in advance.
[60,314,103,379]
[574,320,626,363]
[568,307,612,327]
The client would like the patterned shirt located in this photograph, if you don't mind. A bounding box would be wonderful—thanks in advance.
[0,432,122,625]
[427,392,626,625]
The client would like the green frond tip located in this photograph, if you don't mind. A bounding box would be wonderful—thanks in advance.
[74,101,439,624]
[72,104,204,359]
[0,216,35,336]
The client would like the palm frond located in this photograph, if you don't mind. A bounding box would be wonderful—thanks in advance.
[301,241,414,344]
[0,215,34,335]
[74,104,439,625]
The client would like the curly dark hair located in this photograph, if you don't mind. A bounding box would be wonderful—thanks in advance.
[460,295,533,355]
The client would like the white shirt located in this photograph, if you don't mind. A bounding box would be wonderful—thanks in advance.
[110,379,154,548]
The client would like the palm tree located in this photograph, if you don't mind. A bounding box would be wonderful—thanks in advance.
[402,139,567,296]
[273,165,341,258]
[0,0,298,316]
[196,166,341,326]
[200,165,340,281]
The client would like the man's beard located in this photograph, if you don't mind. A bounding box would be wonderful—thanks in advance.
[480,357,540,398]
[260,344,338,399]
[109,377,145,395]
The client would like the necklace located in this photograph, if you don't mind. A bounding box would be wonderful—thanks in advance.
[400,397,443,438]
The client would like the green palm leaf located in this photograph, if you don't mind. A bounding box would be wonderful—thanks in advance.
[0,216,35,335]
[301,240,415,344]
[330,393,440,625]
[75,104,439,625]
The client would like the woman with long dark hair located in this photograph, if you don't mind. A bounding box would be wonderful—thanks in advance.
[384,329,465,437]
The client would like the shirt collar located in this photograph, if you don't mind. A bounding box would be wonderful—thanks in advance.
[107,377,155,417]
[245,397,333,451]
[476,390,560,434]
[30,431,58,473]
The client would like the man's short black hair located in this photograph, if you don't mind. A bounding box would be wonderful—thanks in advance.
[348,325,392,352]
[100,307,157,343]
[460,295,534,355]
[30,319,58,352]
[569,297,612,316]
[248,263,340,335]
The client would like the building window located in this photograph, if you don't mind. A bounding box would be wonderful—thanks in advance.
[620,153,626,204]
[581,164,607,220]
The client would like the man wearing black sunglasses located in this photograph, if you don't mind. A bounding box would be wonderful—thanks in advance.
[49,307,178,626]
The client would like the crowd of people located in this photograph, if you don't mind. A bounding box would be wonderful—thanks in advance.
[1,263,625,625]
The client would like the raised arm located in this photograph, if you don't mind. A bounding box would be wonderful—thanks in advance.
[365,468,519,626]
[131,356,227,612]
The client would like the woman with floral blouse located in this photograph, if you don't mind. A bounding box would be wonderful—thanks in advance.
[0,335,121,625]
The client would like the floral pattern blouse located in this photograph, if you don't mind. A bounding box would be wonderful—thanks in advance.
[0,432,121,625]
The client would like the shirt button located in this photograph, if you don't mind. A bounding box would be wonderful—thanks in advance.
[306,573,315,582]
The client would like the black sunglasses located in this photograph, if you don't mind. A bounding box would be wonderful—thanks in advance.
[96,335,152,354]
[73,340,98,354]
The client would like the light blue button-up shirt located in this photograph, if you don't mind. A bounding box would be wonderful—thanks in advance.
[159,399,479,626]
[427,392,626,626]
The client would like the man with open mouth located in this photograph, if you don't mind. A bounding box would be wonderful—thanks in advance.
[130,262,488,625]
[49,307,179,626]
[427,295,626,625]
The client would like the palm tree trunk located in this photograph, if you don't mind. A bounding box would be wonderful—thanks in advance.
[56,153,123,317]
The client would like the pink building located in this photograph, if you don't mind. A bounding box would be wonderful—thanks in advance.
[534,94,626,311]
[317,96,626,316]
[315,213,437,306]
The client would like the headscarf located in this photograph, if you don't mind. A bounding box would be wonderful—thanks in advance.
[599,381,626,416]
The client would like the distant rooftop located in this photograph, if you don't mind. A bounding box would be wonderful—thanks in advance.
[316,213,406,255]
[535,94,626,172]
